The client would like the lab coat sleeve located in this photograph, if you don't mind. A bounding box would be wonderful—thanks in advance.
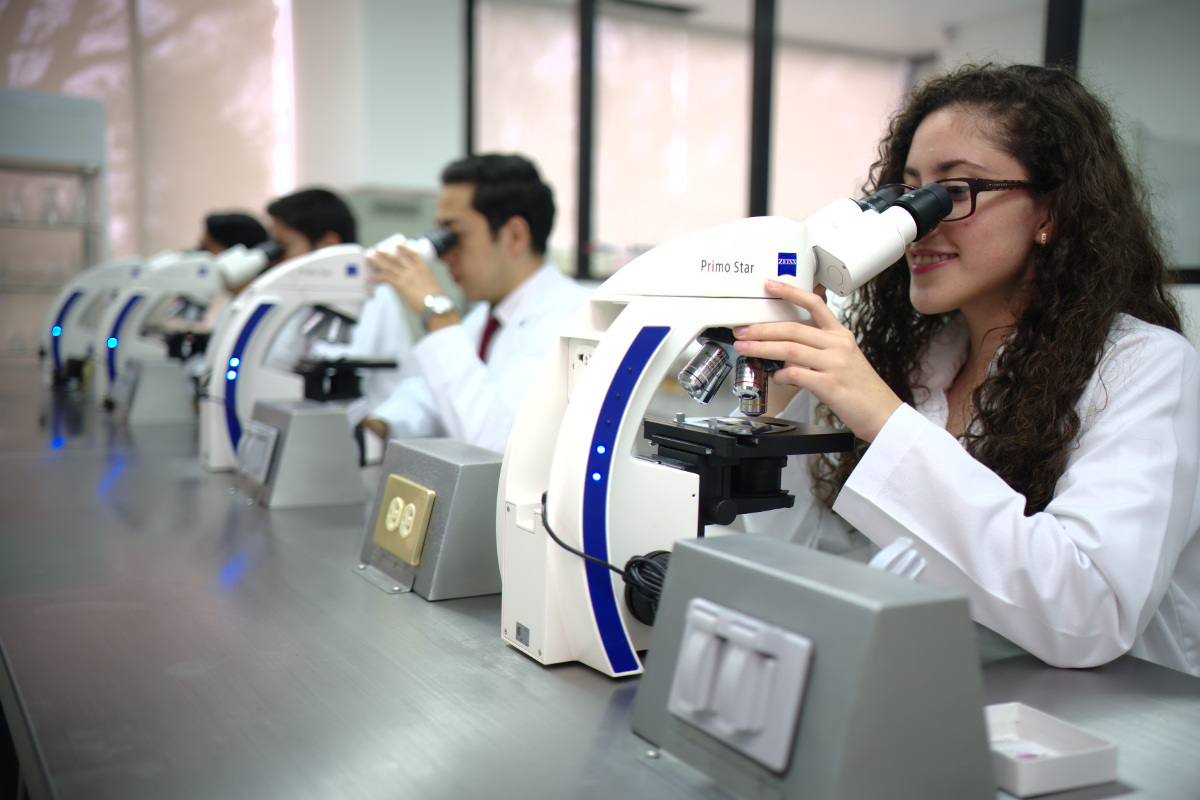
[368,373,445,440]
[832,322,1200,668]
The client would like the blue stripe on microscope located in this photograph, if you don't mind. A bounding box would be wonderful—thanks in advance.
[51,291,83,370]
[582,325,669,675]
[107,295,143,382]
[223,303,274,452]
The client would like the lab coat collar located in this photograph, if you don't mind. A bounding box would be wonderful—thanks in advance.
[489,261,558,326]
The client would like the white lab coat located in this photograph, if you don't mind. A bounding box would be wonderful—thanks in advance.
[369,262,592,454]
[749,313,1200,676]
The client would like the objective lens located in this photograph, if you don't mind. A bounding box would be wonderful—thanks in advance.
[678,342,731,403]
[733,356,768,416]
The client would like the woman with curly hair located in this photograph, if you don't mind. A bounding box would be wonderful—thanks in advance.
[735,63,1200,676]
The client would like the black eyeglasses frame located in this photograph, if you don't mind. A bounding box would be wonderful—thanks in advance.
[882,177,1038,222]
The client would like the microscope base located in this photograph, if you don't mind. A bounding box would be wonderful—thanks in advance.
[235,399,368,509]
[115,357,196,424]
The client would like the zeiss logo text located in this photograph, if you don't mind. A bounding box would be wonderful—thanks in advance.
[777,253,797,277]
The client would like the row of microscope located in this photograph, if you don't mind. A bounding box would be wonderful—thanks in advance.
[40,185,460,473]
[40,161,1024,798]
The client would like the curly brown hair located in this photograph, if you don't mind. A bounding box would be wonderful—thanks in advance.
[811,63,1182,514]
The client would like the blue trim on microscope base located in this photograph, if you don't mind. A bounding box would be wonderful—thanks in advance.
[50,291,84,370]
[223,303,274,453]
[581,325,670,676]
[106,295,143,383]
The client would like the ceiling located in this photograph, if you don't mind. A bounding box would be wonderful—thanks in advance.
[527,0,1157,60]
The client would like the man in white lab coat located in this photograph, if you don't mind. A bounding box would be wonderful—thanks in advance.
[364,153,590,454]
[260,188,417,411]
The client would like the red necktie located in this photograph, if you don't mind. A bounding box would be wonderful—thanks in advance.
[479,314,501,361]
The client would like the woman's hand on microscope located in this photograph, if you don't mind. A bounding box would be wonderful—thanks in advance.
[366,244,450,317]
[732,279,902,443]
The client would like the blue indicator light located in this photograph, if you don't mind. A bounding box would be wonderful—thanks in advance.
[592,472,602,482]
[226,370,237,380]
[346,264,358,276]
[107,337,118,348]
[229,357,240,367]
[596,445,606,455]
[51,325,62,336]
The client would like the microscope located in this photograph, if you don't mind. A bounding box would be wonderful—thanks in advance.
[198,230,454,473]
[90,249,229,409]
[497,183,951,677]
[40,255,146,390]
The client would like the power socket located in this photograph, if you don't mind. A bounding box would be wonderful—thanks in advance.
[567,338,596,398]
[371,474,436,566]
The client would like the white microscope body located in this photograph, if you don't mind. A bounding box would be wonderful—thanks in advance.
[41,255,146,388]
[198,244,371,472]
[198,232,451,473]
[497,184,950,677]
[90,250,220,405]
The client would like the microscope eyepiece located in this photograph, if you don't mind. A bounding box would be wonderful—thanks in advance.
[856,185,907,214]
[889,182,953,240]
[422,227,458,257]
[257,240,285,264]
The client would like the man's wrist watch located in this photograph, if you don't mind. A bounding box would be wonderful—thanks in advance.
[420,293,457,330]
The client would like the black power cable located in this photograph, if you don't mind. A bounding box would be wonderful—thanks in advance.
[539,492,671,625]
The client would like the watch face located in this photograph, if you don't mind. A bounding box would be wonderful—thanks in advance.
[426,294,454,314]
[422,294,456,329]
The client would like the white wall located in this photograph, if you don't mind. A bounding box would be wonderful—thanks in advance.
[935,0,1200,276]
[1081,0,1200,270]
[0,0,278,258]
[938,5,1045,71]
[291,0,464,192]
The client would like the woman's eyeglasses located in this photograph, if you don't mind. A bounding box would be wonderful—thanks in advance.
[884,178,1037,222]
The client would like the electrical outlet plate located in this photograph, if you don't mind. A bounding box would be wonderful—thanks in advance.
[371,474,436,566]
[667,597,813,773]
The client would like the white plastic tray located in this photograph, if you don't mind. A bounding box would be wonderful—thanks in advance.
[986,702,1117,797]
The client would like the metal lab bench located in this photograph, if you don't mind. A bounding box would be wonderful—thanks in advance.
[2,364,1199,799]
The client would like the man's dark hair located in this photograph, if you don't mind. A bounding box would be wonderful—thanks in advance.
[266,187,357,246]
[441,154,554,255]
[205,212,268,249]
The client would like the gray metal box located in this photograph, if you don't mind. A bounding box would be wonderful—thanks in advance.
[631,534,994,800]
[357,437,502,601]
[236,399,368,509]
[118,357,196,424]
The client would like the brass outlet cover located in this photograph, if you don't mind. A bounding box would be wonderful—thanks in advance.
[372,474,436,566]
